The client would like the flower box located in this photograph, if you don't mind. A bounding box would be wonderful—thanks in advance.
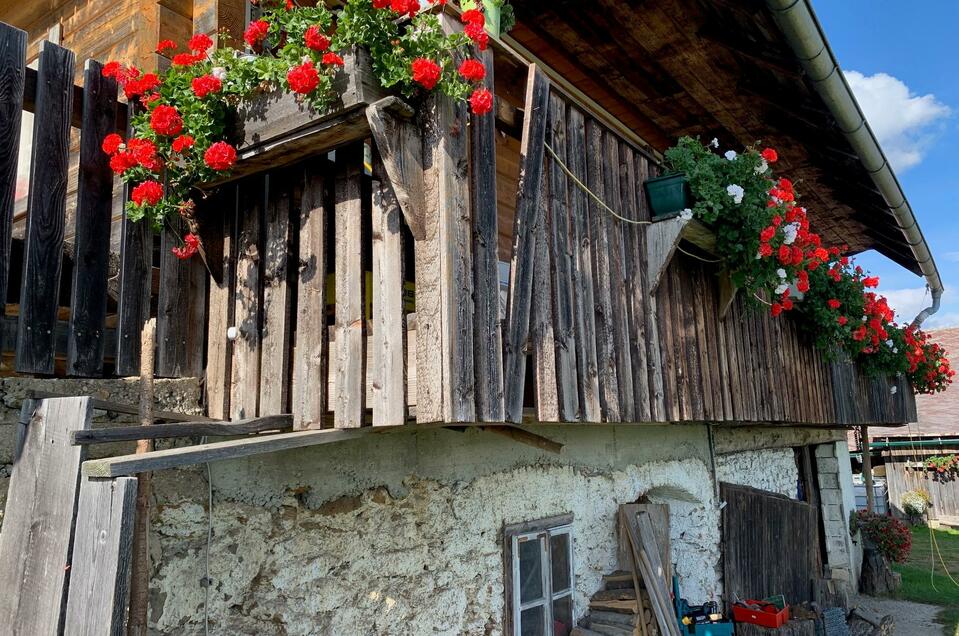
[731,600,789,628]
[643,172,690,220]
[225,47,389,182]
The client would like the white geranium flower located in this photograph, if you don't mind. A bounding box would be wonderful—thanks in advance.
[775,283,789,295]
[212,66,227,81]
[679,208,694,221]
[726,184,745,204]
[755,158,768,174]
[781,222,799,245]
[776,268,787,279]
[724,150,738,161]
[710,138,719,148]
[893,347,898,354]
[890,386,898,395]
[886,339,894,348]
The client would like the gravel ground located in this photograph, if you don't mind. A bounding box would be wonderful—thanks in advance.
[849,594,945,634]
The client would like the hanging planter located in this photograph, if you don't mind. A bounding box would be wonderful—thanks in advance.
[643,172,690,220]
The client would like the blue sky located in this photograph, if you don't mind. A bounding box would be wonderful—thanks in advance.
[815,1,959,328]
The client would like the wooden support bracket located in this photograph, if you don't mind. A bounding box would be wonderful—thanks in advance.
[366,96,429,240]
[644,216,739,318]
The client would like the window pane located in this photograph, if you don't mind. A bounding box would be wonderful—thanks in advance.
[551,595,573,636]
[519,537,545,603]
[550,532,571,593]
[520,605,546,636]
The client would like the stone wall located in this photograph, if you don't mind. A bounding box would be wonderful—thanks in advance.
[714,447,799,498]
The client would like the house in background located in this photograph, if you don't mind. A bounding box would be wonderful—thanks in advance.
[851,327,959,525]
[0,0,943,634]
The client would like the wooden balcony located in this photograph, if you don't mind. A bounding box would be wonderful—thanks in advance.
[0,21,916,432]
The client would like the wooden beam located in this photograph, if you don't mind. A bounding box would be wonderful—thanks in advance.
[480,424,563,454]
[26,390,217,422]
[71,415,293,445]
[645,216,717,293]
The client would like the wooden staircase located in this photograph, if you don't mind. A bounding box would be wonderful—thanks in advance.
[572,571,663,636]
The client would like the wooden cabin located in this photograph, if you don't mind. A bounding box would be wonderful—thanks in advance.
[0,1,938,634]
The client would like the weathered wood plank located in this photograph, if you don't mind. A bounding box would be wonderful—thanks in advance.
[333,143,365,428]
[258,173,293,414]
[71,415,292,445]
[602,129,634,421]
[566,105,601,422]
[204,186,237,420]
[531,171,559,422]
[469,48,505,422]
[0,24,26,347]
[371,173,405,426]
[63,476,138,636]
[546,92,579,421]
[637,159,666,421]
[67,60,118,377]
[16,42,74,374]
[156,217,207,377]
[585,119,620,422]
[230,177,263,420]
[503,64,550,423]
[115,104,150,378]
[0,397,92,633]
[26,389,214,422]
[291,161,330,430]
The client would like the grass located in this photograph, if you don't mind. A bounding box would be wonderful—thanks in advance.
[890,524,959,636]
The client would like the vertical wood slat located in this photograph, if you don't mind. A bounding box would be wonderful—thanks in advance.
[115,102,150,378]
[532,171,559,421]
[0,397,92,633]
[566,105,601,422]
[230,177,264,420]
[205,186,238,420]
[601,130,634,421]
[504,64,550,423]
[333,143,365,428]
[470,47,505,422]
[0,24,26,334]
[639,159,666,421]
[64,476,138,636]
[67,59,118,377]
[619,146,651,422]
[291,160,330,430]
[584,120,620,422]
[258,173,292,414]
[371,171,405,426]
[545,92,579,421]
[15,41,74,374]
[156,219,207,377]
[432,66,475,424]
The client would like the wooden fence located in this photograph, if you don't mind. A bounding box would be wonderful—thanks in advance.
[0,23,206,379]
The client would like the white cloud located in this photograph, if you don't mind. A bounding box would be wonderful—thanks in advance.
[942,251,959,263]
[844,70,950,171]
[879,285,959,328]
[924,312,959,330]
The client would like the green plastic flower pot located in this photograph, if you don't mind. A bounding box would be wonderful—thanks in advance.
[644,172,690,220]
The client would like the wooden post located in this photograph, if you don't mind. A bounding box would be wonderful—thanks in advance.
[860,424,875,513]
[127,318,155,636]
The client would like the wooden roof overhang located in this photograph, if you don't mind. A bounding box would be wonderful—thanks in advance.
[507,0,922,274]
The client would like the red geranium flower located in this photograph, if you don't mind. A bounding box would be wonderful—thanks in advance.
[461,9,485,26]
[127,138,160,170]
[458,58,485,82]
[101,133,124,155]
[770,302,783,317]
[759,226,775,242]
[150,105,183,136]
[470,87,493,115]
[244,20,270,47]
[465,22,489,50]
[305,26,330,51]
[188,33,213,53]
[172,233,200,260]
[131,180,164,206]
[172,52,201,67]
[156,39,176,54]
[109,152,137,175]
[102,61,122,79]
[837,315,848,326]
[758,243,772,258]
[761,148,778,163]
[192,75,222,98]
[287,61,320,94]
[373,0,389,7]
[411,58,442,90]
[827,299,841,310]
[863,276,880,288]
[204,141,237,171]
[322,52,344,67]
[172,134,195,153]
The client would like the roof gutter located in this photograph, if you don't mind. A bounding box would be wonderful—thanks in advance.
[765,0,943,327]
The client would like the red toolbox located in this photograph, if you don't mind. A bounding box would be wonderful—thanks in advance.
[732,600,789,628]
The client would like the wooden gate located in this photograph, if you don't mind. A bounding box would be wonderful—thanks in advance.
[720,482,820,608]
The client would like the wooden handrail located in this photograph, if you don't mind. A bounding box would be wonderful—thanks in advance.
[23,65,128,132]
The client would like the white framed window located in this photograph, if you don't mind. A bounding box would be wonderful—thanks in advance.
[504,514,575,636]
